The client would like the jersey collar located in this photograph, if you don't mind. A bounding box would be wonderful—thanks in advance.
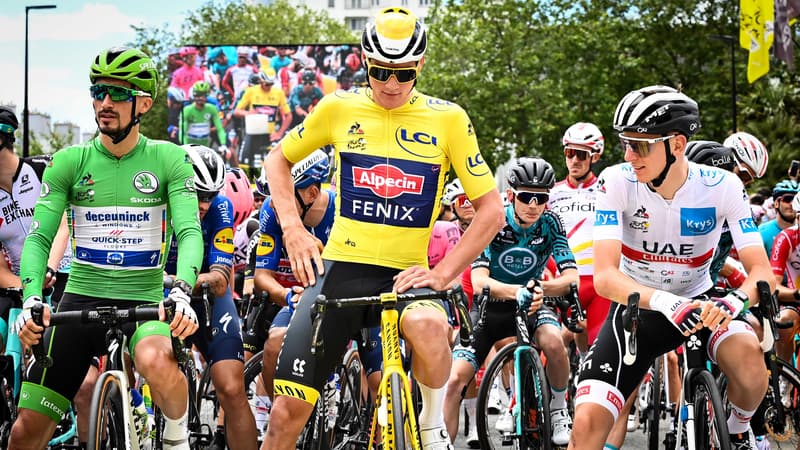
[565,172,597,189]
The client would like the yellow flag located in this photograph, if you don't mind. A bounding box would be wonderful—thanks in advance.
[740,0,775,83]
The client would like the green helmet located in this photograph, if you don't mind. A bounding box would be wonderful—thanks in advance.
[192,81,211,96]
[90,47,159,99]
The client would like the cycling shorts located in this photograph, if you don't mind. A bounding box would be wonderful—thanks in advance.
[575,301,756,421]
[273,260,450,406]
[186,287,245,366]
[20,294,170,423]
[577,275,612,345]
[453,301,560,372]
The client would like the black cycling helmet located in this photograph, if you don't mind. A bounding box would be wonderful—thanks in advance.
[506,157,556,190]
[336,67,353,84]
[0,106,18,149]
[301,69,316,85]
[685,141,736,172]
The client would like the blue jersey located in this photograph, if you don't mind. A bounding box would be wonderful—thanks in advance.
[473,205,576,284]
[254,190,336,287]
[166,194,234,274]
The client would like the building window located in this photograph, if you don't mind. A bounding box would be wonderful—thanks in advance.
[419,0,432,5]
[371,0,380,5]
[345,0,365,8]
[329,0,335,7]
[348,17,368,31]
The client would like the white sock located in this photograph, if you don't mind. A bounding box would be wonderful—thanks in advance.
[164,398,189,442]
[550,385,568,410]
[727,402,755,435]
[464,397,476,421]
[255,395,271,430]
[417,381,446,430]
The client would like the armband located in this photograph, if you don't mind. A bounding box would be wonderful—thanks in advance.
[726,269,746,288]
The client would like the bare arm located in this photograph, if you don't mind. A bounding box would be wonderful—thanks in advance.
[195,264,231,298]
[540,267,579,297]
[46,213,69,271]
[254,268,293,307]
[471,266,518,300]
[0,259,20,287]
[736,244,775,306]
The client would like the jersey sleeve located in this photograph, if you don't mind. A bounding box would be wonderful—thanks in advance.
[593,165,626,242]
[278,90,290,115]
[770,229,792,277]
[205,196,235,269]
[445,107,496,202]
[236,87,252,110]
[20,148,76,300]
[167,146,203,286]
[722,175,763,251]
[544,211,578,273]
[254,199,284,271]
[280,94,334,164]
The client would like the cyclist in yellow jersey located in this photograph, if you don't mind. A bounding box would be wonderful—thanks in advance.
[261,7,504,450]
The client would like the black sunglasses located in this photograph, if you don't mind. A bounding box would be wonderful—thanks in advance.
[197,190,219,203]
[512,190,549,205]
[564,147,590,161]
[367,63,418,83]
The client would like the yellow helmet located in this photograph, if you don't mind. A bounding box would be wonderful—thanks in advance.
[361,7,427,64]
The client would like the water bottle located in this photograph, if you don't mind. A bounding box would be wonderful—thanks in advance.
[324,373,340,431]
[141,383,155,438]
[130,388,149,446]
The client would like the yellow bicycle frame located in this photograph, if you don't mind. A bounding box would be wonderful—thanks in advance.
[368,292,421,450]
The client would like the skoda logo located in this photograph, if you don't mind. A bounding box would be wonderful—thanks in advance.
[133,171,159,194]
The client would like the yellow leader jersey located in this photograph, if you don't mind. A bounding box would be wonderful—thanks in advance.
[236,86,290,133]
[281,88,496,270]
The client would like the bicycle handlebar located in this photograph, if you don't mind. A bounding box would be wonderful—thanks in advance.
[542,282,584,334]
[310,287,464,357]
[622,292,640,365]
[30,300,177,369]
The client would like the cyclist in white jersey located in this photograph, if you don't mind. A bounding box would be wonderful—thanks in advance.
[568,86,774,450]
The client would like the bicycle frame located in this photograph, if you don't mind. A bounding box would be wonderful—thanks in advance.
[311,287,464,450]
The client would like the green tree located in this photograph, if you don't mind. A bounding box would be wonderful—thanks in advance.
[130,0,355,139]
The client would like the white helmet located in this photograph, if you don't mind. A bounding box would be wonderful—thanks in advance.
[723,132,768,179]
[443,178,465,205]
[361,7,427,65]
[562,122,605,155]
[182,144,225,193]
[793,192,800,213]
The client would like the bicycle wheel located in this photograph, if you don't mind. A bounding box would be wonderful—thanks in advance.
[762,358,800,445]
[196,360,221,442]
[243,350,268,442]
[87,373,128,450]
[332,349,371,450]
[387,371,417,450]
[0,375,16,448]
[518,346,552,450]
[691,370,731,450]
[644,357,662,450]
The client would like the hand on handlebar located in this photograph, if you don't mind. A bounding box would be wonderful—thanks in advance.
[516,279,543,315]
[650,290,703,336]
[14,296,50,347]
[161,281,198,339]
[701,291,746,331]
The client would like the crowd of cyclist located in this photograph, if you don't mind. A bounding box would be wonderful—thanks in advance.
[2,6,800,450]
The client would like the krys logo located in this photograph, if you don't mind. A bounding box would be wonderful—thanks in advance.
[680,207,717,236]
[352,164,424,198]
[133,171,159,194]
[594,210,618,226]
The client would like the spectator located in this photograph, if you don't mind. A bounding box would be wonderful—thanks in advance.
[170,47,205,97]
[288,70,324,129]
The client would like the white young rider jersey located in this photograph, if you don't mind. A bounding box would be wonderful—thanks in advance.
[549,175,599,276]
[0,156,64,274]
[593,161,762,297]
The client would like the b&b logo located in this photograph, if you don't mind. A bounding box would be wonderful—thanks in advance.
[680,207,716,236]
[352,164,424,198]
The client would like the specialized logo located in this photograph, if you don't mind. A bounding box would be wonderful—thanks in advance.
[738,217,757,233]
[133,171,159,194]
[352,164,424,198]
[220,312,233,334]
[680,207,716,236]
[594,210,618,226]
[213,228,234,253]
[256,235,275,256]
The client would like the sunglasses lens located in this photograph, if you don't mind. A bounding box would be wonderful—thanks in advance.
[565,148,589,161]
[783,194,796,203]
[197,191,218,202]
[368,65,417,83]
[456,195,472,208]
[91,85,134,102]
[516,191,549,205]
[620,138,651,157]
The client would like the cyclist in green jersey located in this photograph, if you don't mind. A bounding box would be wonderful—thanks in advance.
[180,80,227,149]
[10,47,204,450]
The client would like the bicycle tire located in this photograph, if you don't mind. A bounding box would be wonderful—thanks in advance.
[332,348,370,450]
[762,358,800,445]
[196,359,221,443]
[388,371,410,450]
[243,350,268,442]
[691,370,731,450]
[87,373,128,450]
[519,346,552,450]
[0,375,16,449]
[645,356,662,450]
